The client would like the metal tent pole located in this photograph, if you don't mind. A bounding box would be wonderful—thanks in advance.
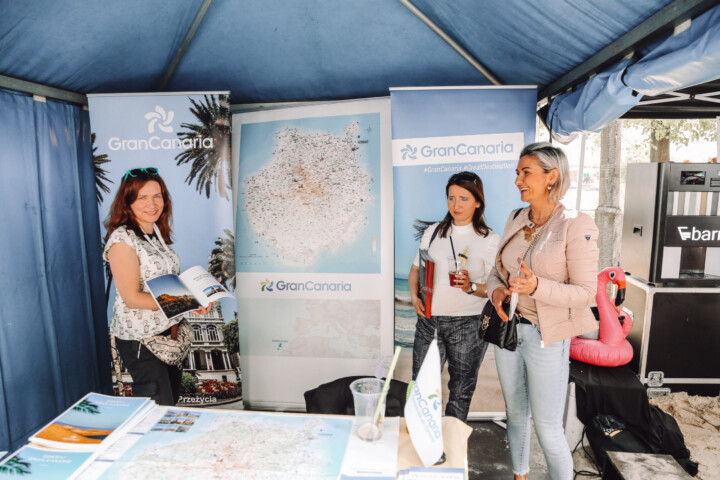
[157,0,214,91]
[397,0,502,86]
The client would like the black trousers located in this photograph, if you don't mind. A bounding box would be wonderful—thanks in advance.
[116,336,182,406]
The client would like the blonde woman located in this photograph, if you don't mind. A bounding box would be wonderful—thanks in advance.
[487,143,598,480]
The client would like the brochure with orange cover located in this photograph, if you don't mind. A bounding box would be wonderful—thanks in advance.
[29,393,154,451]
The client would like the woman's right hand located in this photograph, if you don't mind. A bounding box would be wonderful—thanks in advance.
[408,265,427,317]
[491,287,511,322]
[411,295,427,317]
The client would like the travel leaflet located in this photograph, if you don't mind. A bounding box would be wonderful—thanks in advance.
[146,265,234,320]
[0,445,96,480]
[29,393,154,451]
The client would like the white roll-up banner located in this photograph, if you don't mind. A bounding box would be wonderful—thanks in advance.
[233,98,394,410]
[391,87,536,416]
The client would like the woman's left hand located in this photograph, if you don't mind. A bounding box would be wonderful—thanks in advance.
[190,301,216,316]
[509,258,538,295]
[452,270,472,292]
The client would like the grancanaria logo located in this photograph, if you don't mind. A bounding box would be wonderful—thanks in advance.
[427,390,441,410]
[260,279,274,292]
[144,106,174,133]
[108,105,213,151]
[400,144,417,160]
[259,279,351,292]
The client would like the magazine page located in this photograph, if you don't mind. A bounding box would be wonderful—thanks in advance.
[178,265,234,306]
[29,393,152,451]
[146,273,202,320]
[0,445,95,479]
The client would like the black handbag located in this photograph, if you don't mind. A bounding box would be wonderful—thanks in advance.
[479,297,520,351]
[480,206,561,351]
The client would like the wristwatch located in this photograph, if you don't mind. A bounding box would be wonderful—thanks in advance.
[466,283,477,295]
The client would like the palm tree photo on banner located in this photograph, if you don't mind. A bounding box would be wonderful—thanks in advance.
[88,92,238,402]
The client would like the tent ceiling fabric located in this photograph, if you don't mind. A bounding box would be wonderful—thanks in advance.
[0,0,683,105]
[407,0,674,88]
[0,0,202,94]
[544,3,720,141]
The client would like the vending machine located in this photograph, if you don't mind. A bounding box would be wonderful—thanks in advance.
[621,162,720,395]
[621,162,720,287]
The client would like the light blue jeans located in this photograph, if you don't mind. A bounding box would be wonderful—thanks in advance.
[494,323,573,480]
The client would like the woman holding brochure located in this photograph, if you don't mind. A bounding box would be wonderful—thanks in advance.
[408,171,499,422]
[486,142,599,480]
[104,167,213,405]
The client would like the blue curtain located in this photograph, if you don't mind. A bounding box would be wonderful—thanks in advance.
[0,88,111,453]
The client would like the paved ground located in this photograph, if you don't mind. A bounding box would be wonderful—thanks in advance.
[467,420,552,480]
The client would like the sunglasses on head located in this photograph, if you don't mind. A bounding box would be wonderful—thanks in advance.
[123,167,159,181]
[450,172,479,184]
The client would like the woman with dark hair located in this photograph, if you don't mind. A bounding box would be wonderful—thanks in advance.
[408,171,499,422]
[103,168,212,405]
[487,142,599,480]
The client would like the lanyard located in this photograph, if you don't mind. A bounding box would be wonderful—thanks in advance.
[143,224,173,273]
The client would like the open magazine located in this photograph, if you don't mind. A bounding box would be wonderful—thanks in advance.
[146,265,234,320]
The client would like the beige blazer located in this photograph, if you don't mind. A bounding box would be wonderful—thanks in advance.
[486,205,599,346]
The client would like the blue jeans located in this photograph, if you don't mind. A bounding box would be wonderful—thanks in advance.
[494,323,572,480]
[412,314,488,422]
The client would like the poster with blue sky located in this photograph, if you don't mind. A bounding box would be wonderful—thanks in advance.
[391,86,536,348]
[87,93,236,324]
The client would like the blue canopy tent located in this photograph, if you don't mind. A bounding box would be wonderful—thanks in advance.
[545,3,720,142]
[1,0,719,452]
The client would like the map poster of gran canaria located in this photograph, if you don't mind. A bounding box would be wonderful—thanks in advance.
[233,98,393,409]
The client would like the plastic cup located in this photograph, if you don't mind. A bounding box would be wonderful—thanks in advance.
[349,378,385,441]
[447,257,466,286]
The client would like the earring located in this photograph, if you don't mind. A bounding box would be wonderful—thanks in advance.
[547,185,552,190]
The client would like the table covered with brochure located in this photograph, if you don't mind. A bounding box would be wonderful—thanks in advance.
[0,393,471,479]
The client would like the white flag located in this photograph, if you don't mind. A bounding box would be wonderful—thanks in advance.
[404,338,443,467]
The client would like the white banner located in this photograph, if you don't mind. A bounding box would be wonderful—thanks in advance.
[392,132,524,167]
[405,338,443,467]
[233,98,394,409]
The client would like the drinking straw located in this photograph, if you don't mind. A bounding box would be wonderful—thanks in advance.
[449,236,457,262]
[370,346,402,435]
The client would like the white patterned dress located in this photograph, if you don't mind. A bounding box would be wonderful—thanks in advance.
[103,225,181,341]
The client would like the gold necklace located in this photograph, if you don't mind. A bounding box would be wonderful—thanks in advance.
[523,206,558,242]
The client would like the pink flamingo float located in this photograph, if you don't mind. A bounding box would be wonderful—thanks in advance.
[570,266,634,367]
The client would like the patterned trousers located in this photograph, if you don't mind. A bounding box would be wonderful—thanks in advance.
[412,314,488,422]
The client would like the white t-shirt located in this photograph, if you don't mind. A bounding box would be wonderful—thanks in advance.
[413,222,500,317]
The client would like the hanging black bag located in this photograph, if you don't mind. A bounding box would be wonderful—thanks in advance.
[479,296,521,351]
[480,207,560,351]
